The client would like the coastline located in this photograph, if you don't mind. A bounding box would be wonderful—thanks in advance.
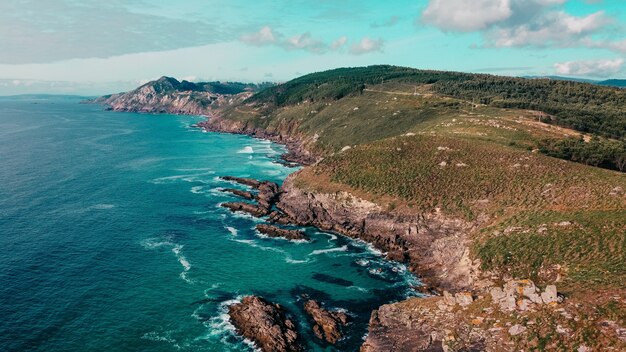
[93,100,626,352]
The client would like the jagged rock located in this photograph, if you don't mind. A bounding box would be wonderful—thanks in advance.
[268,210,295,225]
[221,202,269,217]
[277,175,479,291]
[455,292,474,306]
[491,280,559,312]
[228,296,302,352]
[222,188,256,200]
[221,176,280,214]
[508,324,527,336]
[442,291,474,307]
[256,224,308,241]
[303,300,349,344]
[541,285,558,304]
[221,176,262,188]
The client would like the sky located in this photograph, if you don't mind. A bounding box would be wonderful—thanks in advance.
[1,0,625,95]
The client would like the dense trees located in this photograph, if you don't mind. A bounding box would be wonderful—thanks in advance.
[539,136,626,172]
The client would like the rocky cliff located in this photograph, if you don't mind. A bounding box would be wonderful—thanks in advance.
[90,76,257,116]
[276,173,483,292]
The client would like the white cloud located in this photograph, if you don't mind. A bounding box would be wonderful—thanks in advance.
[350,37,384,55]
[420,0,622,53]
[422,0,513,32]
[489,11,608,47]
[240,27,362,55]
[554,58,624,77]
[240,26,278,46]
[331,36,348,50]
[283,33,327,53]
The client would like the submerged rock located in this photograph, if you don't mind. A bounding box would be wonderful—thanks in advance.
[256,224,308,241]
[228,296,302,352]
[303,300,349,344]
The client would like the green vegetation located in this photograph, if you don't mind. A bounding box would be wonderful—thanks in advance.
[539,136,626,172]
[475,210,626,289]
[143,76,273,95]
[247,65,626,140]
[299,134,625,288]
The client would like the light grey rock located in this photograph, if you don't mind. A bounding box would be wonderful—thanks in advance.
[454,292,473,307]
[508,324,527,336]
[541,285,558,304]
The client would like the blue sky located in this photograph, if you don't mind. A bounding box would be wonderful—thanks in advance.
[1,0,625,95]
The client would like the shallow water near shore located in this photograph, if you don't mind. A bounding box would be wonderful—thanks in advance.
[0,96,420,351]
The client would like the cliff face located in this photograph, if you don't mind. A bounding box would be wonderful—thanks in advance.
[197,116,317,165]
[91,77,255,116]
[277,173,482,292]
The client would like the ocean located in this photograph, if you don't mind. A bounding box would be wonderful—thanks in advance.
[0,96,419,351]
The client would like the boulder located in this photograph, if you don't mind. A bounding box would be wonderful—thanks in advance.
[303,300,349,344]
[228,296,302,352]
[541,285,558,304]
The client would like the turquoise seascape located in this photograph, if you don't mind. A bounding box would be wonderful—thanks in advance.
[0,96,419,351]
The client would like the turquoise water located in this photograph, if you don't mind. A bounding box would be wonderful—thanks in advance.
[0,96,419,351]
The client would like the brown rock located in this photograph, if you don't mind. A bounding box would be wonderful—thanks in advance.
[221,202,269,217]
[221,176,262,188]
[303,300,349,344]
[222,188,256,200]
[228,296,302,352]
[256,224,309,241]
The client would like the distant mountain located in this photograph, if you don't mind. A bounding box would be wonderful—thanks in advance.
[597,79,626,88]
[91,76,274,115]
[524,75,626,88]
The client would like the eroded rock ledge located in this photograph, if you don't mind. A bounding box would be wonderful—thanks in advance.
[228,296,302,352]
[303,300,350,344]
[256,224,308,241]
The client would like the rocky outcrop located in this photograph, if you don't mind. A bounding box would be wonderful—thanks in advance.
[256,224,308,241]
[276,173,483,291]
[197,116,317,165]
[228,296,302,352]
[303,300,349,344]
[362,280,565,352]
[220,177,281,217]
[221,188,256,200]
[221,202,268,217]
[489,280,560,312]
[90,76,255,115]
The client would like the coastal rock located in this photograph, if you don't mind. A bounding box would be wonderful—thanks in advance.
[221,188,256,200]
[221,202,269,217]
[276,174,481,291]
[221,176,262,188]
[228,296,302,352]
[303,300,349,344]
[221,176,281,214]
[256,224,308,241]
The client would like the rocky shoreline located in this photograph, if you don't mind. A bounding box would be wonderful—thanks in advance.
[95,101,587,351]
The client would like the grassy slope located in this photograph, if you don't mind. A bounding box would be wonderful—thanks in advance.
[219,71,626,292]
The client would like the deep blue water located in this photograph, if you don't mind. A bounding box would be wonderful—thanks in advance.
[0,96,419,351]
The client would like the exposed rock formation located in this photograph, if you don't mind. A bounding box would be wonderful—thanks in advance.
[221,202,268,217]
[276,173,483,291]
[90,76,255,115]
[256,224,308,241]
[221,188,256,200]
[303,300,349,344]
[228,296,302,352]
[220,177,282,217]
